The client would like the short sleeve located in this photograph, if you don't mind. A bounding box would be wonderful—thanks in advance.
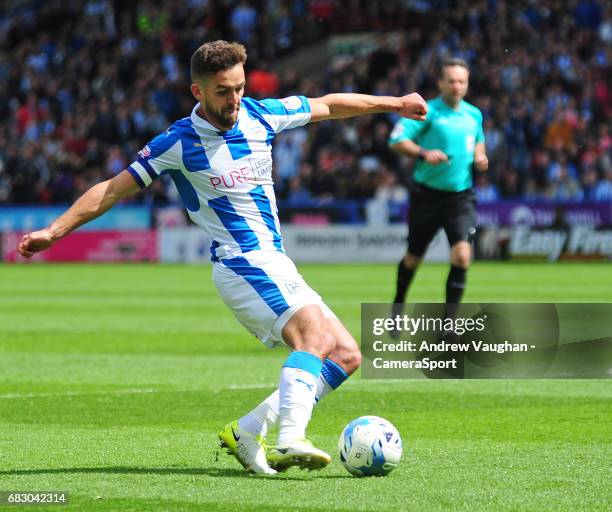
[244,96,311,134]
[388,117,429,146]
[127,130,181,188]
[475,111,485,144]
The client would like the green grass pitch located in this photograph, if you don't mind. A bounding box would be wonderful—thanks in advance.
[0,262,610,511]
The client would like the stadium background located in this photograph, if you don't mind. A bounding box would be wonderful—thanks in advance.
[0,0,610,263]
[0,1,610,511]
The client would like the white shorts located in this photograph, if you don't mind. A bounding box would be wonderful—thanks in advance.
[212,250,336,348]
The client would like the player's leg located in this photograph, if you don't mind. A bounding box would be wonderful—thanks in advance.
[215,252,345,473]
[213,255,288,474]
[442,190,477,319]
[314,316,360,402]
[265,304,335,471]
[277,304,334,446]
[234,321,359,473]
[266,307,360,472]
[238,317,358,440]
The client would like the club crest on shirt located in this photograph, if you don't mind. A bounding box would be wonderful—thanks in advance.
[247,121,267,139]
[285,280,302,294]
[138,145,151,158]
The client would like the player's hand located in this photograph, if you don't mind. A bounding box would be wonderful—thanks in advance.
[422,150,449,164]
[18,229,56,258]
[399,93,427,121]
[474,154,488,171]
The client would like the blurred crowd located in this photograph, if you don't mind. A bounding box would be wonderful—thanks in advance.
[0,0,610,209]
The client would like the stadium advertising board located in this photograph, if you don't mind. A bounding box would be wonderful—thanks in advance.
[2,231,157,262]
[476,201,612,228]
[509,226,612,261]
[0,205,151,232]
[476,225,612,261]
[281,225,450,263]
[157,227,212,263]
[155,225,450,263]
[474,202,612,262]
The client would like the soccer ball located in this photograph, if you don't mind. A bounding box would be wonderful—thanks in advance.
[338,416,403,477]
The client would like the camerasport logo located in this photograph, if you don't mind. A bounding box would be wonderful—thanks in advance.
[138,145,151,158]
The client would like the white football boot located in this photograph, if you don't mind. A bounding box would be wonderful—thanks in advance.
[218,420,277,475]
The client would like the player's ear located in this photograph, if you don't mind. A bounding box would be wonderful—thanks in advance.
[190,82,204,101]
[189,83,202,100]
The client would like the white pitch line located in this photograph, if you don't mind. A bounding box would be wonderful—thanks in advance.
[225,379,427,391]
[226,383,275,390]
[0,379,438,399]
[0,388,158,400]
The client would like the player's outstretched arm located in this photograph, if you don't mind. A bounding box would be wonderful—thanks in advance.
[308,93,427,123]
[18,170,141,258]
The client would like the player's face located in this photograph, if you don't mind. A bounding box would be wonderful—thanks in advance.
[439,65,469,105]
[192,64,246,130]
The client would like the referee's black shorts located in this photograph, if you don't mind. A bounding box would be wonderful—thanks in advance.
[407,182,477,257]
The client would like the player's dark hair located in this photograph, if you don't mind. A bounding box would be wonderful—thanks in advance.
[190,40,247,81]
[440,57,470,74]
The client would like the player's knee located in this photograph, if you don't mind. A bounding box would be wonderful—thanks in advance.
[283,305,334,357]
[297,328,335,359]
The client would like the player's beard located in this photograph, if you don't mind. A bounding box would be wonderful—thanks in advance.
[203,101,240,131]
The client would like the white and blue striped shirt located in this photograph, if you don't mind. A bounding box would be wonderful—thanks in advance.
[127,96,311,261]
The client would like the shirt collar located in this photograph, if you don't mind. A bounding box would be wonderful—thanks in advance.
[438,96,464,112]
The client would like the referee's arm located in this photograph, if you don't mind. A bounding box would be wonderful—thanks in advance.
[390,138,449,165]
[473,142,488,171]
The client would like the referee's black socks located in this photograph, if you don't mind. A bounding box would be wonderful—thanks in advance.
[445,265,467,319]
[393,259,416,304]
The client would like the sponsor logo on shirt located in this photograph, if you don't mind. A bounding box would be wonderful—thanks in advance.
[209,157,273,190]
[209,166,252,190]
[249,156,272,179]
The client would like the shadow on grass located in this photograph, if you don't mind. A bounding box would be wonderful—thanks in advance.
[0,466,351,480]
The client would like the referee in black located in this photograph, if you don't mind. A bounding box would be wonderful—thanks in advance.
[388,58,488,320]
